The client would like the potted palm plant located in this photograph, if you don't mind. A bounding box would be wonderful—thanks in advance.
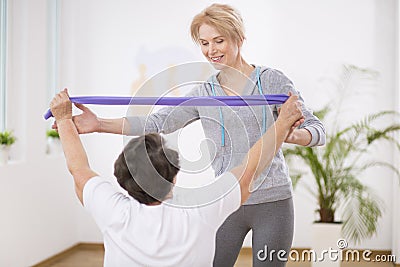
[283,65,400,266]
[285,108,399,266]
[0,130,16,165]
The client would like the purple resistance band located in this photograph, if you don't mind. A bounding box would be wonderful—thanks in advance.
[43,94,289,120]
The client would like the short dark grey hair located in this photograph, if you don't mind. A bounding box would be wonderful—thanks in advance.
[114,133,180,204]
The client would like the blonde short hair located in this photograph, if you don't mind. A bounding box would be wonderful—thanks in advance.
[190,3,245,44]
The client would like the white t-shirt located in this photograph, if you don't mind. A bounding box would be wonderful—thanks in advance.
[83,172,241,267]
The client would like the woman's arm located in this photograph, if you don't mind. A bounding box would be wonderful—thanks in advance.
[266,68,326,147]
[230,94,304,204]
[52,103,127,135]
[284,125,312,146]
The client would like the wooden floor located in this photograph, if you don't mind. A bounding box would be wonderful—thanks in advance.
[33,244,397,267]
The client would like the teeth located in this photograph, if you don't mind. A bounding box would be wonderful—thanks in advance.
[211,56,221,61]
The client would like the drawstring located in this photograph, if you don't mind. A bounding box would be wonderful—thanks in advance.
[210,81,225,146]
[210,66,266,147]
[256,67,267,134]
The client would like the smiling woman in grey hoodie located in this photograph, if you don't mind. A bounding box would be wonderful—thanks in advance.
[62,4,325,267]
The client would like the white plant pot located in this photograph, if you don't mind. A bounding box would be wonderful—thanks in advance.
[47,138,62,155]
[0,145,11,165]
[311,222,343,267]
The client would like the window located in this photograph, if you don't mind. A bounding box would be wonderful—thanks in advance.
[47,0,60,101]
[0,0,7,131]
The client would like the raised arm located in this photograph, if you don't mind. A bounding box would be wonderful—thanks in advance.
[231,94,304,204]
[50,89,98,204]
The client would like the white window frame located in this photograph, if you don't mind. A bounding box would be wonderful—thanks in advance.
[0,0,7,131]
[47,0,60,102]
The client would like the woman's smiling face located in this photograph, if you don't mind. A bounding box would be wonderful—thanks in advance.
[198,24,241,71]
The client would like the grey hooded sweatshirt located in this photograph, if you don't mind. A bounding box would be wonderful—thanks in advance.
[126,66,325,205]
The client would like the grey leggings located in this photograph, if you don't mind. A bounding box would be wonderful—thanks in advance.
[213,197,294,267]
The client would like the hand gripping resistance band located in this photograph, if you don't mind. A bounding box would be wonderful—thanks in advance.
[43,94,289,120]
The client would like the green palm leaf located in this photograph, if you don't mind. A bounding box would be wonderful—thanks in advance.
[283,103,399,243]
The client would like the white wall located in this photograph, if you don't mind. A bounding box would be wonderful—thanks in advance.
[0,1,82,267]
[1,0,398,266]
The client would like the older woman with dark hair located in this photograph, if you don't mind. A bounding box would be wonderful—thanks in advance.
[113,133,179,205]
[49,88,304,267]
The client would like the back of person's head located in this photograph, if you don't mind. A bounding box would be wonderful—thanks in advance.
[114,133,180,204]
[190,3,245,45]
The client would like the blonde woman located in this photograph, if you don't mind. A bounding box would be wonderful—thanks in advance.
[61,4,325,266]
